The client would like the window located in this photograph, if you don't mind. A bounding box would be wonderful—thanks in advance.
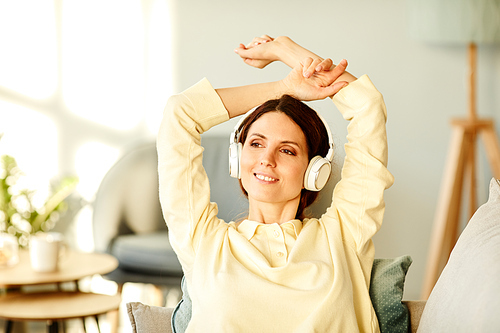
[0,0,173,251]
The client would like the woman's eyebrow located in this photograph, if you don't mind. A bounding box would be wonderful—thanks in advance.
[249,132,301,148]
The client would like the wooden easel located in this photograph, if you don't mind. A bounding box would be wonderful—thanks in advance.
[421,43,500,300]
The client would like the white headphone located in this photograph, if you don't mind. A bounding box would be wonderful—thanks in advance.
[229,108,334,191]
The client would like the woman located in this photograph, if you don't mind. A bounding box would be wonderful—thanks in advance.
[157,35,394,332]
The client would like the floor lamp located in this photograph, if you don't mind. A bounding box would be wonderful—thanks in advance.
[407,0,500,299]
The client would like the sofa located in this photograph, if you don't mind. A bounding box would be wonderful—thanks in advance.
[124,130,500,332]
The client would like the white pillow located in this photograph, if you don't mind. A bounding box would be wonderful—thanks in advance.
[417,178,500,333]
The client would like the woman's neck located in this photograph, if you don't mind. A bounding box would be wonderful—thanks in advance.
[247,197,300,225]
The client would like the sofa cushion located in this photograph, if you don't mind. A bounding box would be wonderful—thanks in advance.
[127,302,173,333]
[417,178,500,333]
[171,256,412,333]
[110,231,183,275]
[370,255,412,333]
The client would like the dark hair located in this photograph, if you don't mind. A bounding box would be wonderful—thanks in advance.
[238,95,331,220]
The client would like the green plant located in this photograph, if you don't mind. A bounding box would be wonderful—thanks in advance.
[0,154,78,247]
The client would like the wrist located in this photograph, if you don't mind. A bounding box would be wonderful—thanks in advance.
[277,78,295,99]
[272,36,300,68]
[273,36,319,69]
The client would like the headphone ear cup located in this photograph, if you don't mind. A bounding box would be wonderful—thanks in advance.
[229,142,242,179]
[304,156,331,191]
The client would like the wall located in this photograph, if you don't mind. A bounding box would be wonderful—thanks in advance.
[167,0,500,300]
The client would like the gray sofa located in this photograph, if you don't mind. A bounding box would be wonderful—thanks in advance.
[117,134,500,332]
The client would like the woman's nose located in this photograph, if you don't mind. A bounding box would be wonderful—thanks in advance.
[260,150,276,167]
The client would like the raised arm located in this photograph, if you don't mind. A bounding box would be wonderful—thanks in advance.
[234,35,357,84]
[216,55,349,119]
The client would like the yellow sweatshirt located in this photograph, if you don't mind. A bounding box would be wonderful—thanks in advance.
[157,75,394,332]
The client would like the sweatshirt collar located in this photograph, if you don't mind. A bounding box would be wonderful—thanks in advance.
[237,219,303,240]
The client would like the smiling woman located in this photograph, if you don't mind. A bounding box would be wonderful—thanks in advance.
[157,35,393,332]
[240,111,309,221]
[236,94,331,221]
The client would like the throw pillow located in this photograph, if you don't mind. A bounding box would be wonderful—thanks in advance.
[127,302,173,333]
[370,256,412,333]
[172,256,412,333]
[417,178,500,333]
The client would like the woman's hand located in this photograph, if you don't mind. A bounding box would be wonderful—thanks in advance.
[234,35,277,69]
[281,58,349,101]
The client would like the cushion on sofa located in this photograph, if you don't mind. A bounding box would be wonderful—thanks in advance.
[417,178,500,333]
[370,256,412,333]
[127,302,173,333]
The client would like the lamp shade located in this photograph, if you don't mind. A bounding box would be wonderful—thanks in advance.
[408,0,500,44]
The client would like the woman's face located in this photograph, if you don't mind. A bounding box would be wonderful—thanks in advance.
[240,111,309,207]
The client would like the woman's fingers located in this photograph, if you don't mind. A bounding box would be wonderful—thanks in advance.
[331,59,348,77]
[234,37,276,69]
[301,57,318,78]
[245,35,273,49]
[302,57,336,78]
[283,60,350,101]
[315,58,333,72]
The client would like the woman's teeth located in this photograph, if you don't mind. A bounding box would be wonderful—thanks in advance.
[255,174,277,182]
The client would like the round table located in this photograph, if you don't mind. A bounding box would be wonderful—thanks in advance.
[0,250,121,333]
[0,250,118,287]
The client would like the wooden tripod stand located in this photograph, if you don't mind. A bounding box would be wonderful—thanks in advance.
[421,43,500,299]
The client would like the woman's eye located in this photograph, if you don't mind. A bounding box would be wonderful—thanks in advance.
[281,149,296,156]
[250,142,263,148]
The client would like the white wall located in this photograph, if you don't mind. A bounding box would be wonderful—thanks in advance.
[167,0,500,300]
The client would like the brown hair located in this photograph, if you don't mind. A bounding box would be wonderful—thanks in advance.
[238,95,331,220]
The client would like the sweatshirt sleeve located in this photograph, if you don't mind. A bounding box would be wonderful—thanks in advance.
[325,75,394,254]
[157,78,229,272]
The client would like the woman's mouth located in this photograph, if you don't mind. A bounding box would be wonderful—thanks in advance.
[254,173,279,182]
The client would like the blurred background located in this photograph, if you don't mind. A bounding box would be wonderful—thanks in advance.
[1,0,499,301]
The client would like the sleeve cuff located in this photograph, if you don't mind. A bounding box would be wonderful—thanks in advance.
[181,78,230,133]
[332,75,385,120]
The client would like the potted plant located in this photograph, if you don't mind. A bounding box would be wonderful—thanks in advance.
[0,154,78,247]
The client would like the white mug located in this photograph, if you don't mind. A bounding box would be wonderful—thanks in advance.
[29,232,66,272]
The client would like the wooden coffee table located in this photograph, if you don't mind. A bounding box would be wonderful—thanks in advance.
[0,250,121,333]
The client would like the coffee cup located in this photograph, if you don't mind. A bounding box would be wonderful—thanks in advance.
[29,232,66,272]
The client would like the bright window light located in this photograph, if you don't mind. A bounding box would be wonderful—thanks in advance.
[145,0,173,135]
[74,142,119,201]
[0,102,58,201]
[74,205,95,253]
[62,0,145,130]
[0,0,57,98]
